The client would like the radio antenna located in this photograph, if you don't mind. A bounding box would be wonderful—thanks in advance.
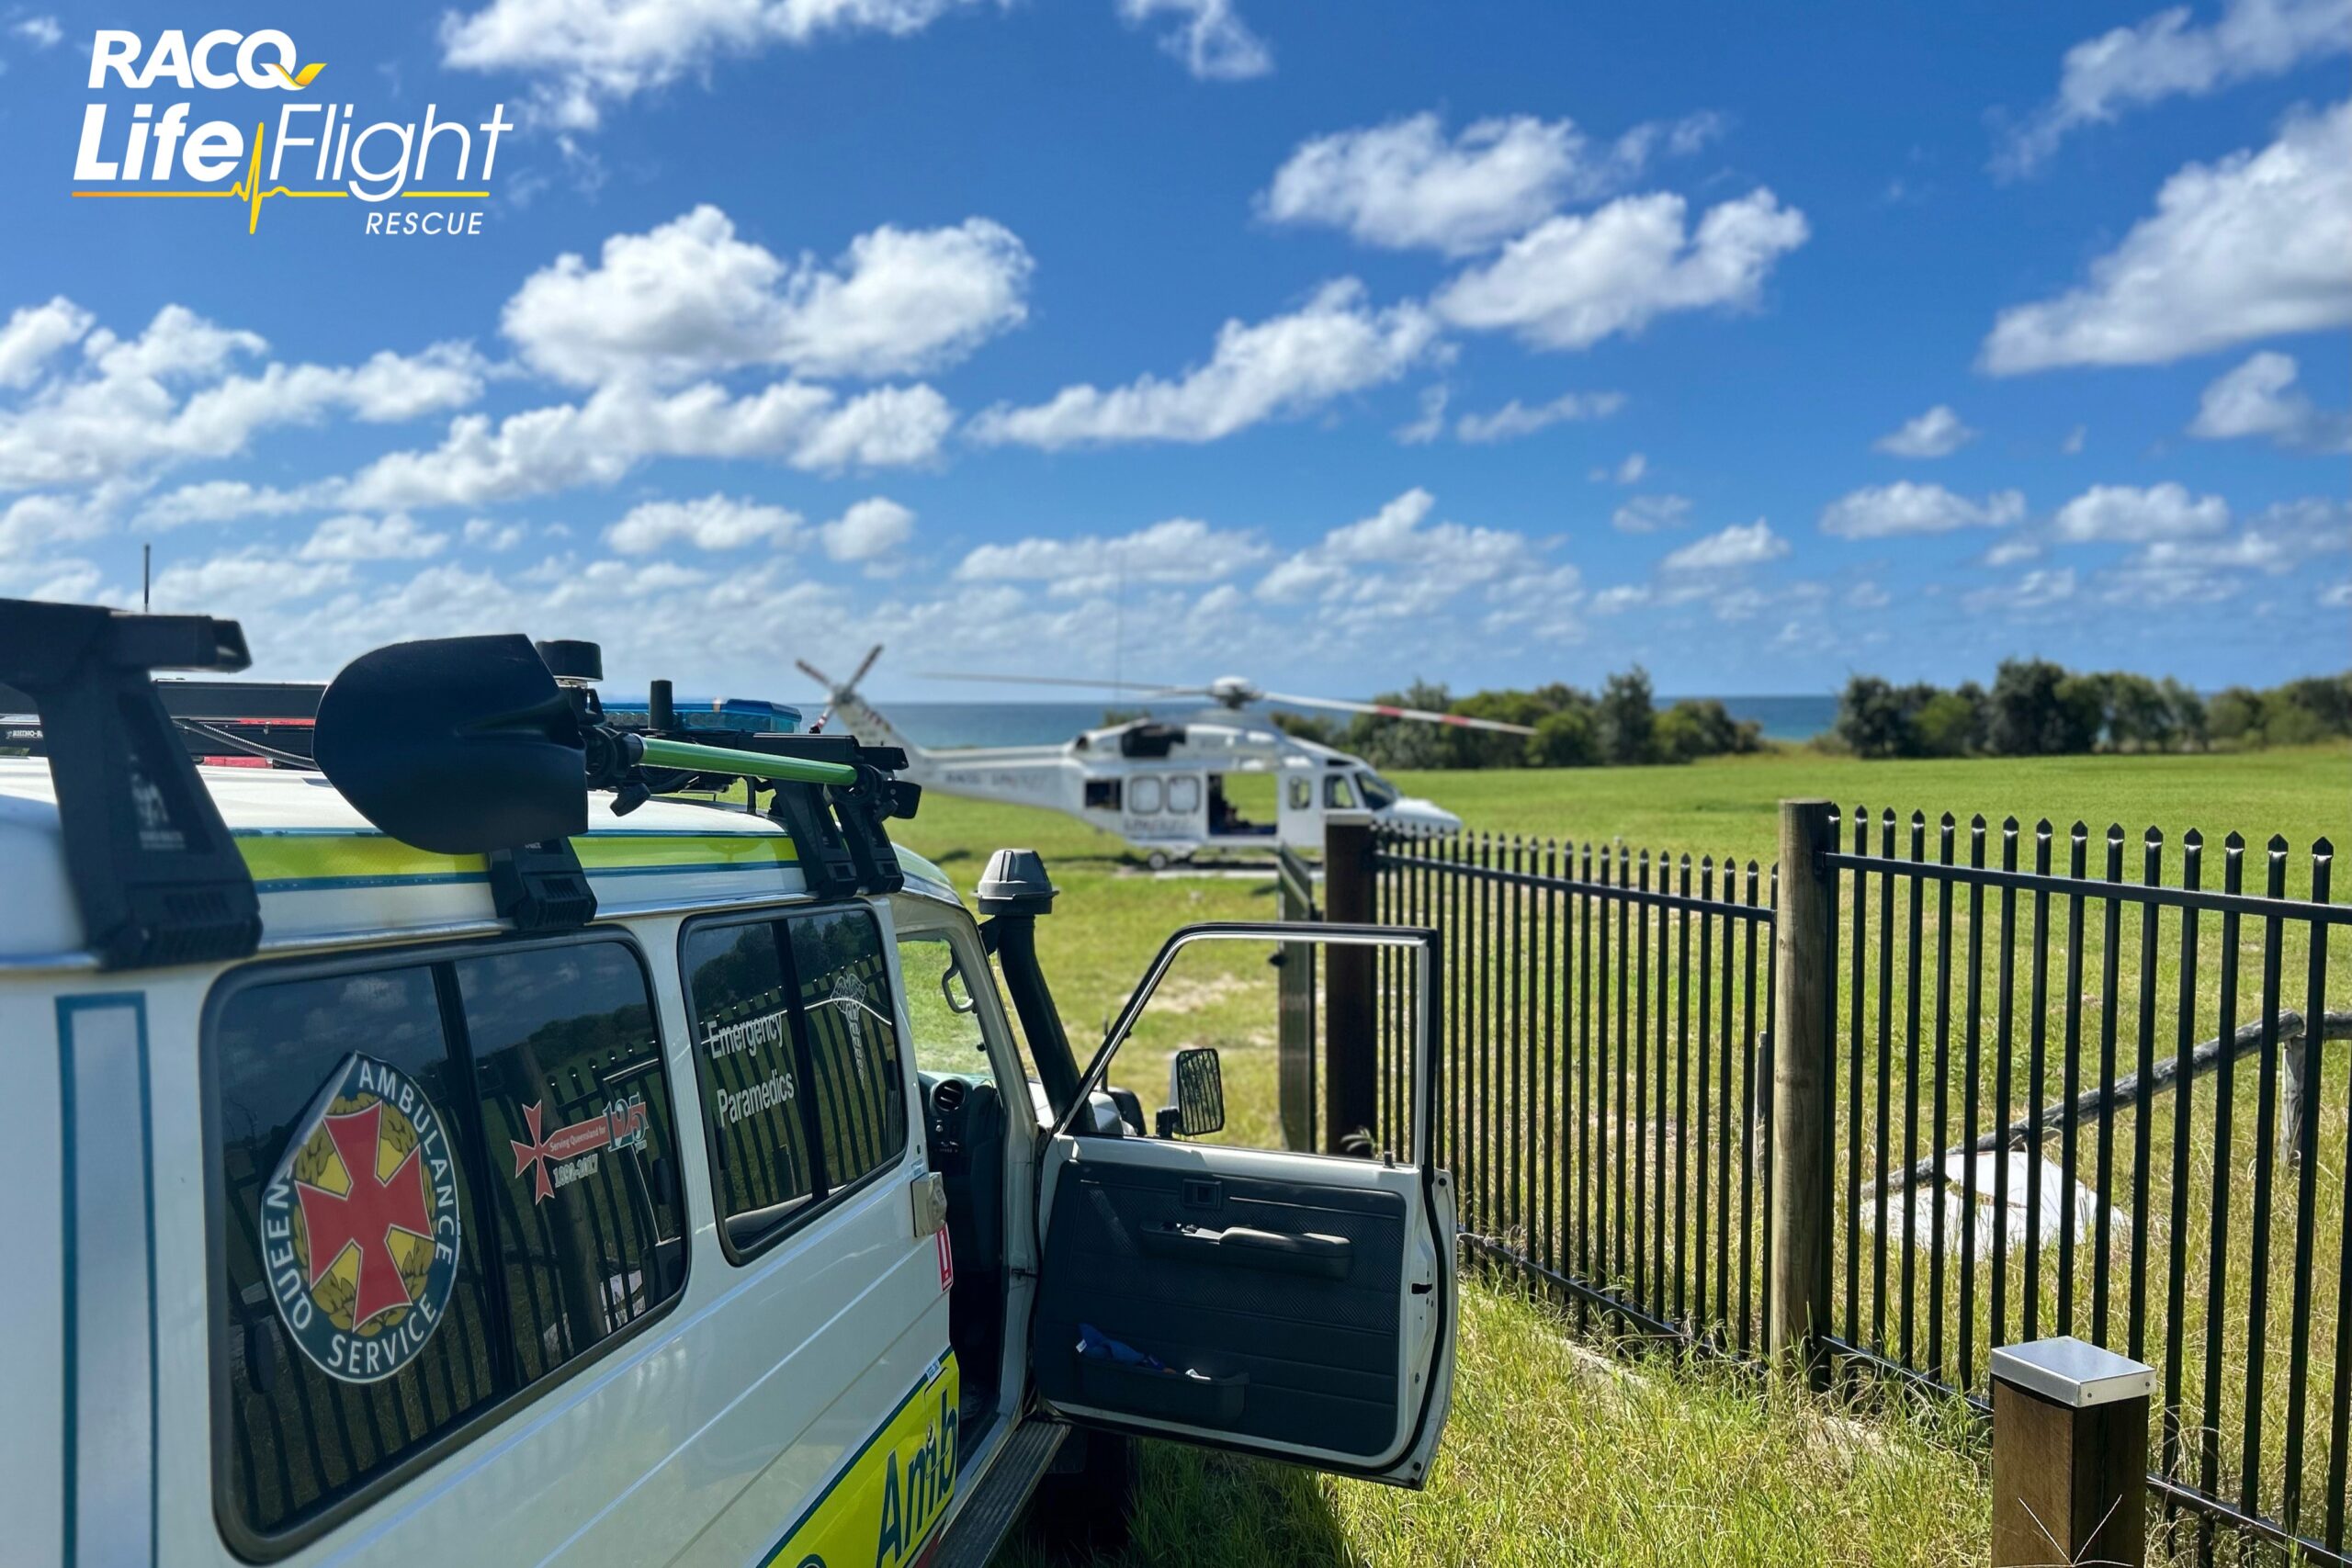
[142,542,152,612]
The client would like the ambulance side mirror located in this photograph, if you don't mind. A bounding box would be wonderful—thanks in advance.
[1156,1046,1225,1139]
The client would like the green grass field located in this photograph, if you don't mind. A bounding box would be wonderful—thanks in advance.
[891,745,2347,1567]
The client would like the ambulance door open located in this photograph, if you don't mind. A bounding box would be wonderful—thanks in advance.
[1027,924,1455,1487]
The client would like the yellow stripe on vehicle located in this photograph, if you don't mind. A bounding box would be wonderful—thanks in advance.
[762,1354,961,1568]
[236,830,798,891]
[236,832,483,888]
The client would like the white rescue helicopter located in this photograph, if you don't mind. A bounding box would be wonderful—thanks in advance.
[796,649,1535,865]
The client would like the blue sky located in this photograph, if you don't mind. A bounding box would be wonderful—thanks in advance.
[0,0,2343,701]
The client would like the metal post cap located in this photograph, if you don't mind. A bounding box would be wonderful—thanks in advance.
[977,848,1057,916]
[534,638,604,682]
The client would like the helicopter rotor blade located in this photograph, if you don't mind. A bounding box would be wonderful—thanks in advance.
[913,671,1204,696]
[845,644,884,692]
[1257,690,1538,736]
[794,658,835,691]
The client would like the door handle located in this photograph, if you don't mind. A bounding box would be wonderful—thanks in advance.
[910,1171,948,1238]
[1140,1222,1352,1279]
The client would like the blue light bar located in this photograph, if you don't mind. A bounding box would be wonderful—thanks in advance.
[604,695,804,735]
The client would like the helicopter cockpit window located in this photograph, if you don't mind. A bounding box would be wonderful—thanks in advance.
[1324,774,1357,809]
[1357,772,1399,810]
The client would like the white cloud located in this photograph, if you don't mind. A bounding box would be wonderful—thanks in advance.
[1254,488,1566,635]
[959,515,1269,596]
[503,207,1031,386]
[1819,482,2026,538]
[1661,518,1787,573]
[139,480,322,529]
[0,297,93,388]
[2052,481,2229,542]
[0,487,123,557]
[464,517,527,551]
[1611,493,1690,533]
[1259,110,1723,255]
[1592,451,1647,484]
[1845,581,1892,610]
[1453,389,1624,444]
[605,492,801,553]
[151,551,354,612]
[1997,0,2352,174]
[968,279,1438,448]
[1589,584,1651,615]
[2063,424,2087,455]
[0,304,485,491]
[1394,385,1448,446]
[1964,566,2078,615]
[439,0,991,130]
[1983,100,2352,372]
[1872,404,1977,458]
[1984,537,2044,568]
[1118,0,1271,80]
[299,513,449,561]
[11,17,61,47]
[2188,351,2352,452]
[1433,188,1808,351]
[340,379,951,511]
[820,496,915,563]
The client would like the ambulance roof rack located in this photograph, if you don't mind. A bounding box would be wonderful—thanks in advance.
[0,599,922,968]
[0,597,264,969]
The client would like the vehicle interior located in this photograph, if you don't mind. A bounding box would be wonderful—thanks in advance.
[1207,772,1277,836]
[898,924,1018,1444]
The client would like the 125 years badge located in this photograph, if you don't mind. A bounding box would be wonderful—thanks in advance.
[260,1053,462,1383]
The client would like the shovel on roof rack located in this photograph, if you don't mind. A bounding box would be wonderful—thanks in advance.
[312,632,922,925]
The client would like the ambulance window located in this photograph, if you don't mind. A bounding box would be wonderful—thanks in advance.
[1325,774,1357,809]
[899,931,993,1081]
[1287,775,1312,810]
[452,942,685,1384]
[1131,775,1163,813]
[788,908,909,1194]
[211,965,500,1541]
[1168,774,1201,814]
[682,919,819,1248]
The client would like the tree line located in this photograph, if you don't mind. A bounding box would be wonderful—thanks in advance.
[1831,660,2352,760]
[1268,669,1765,771]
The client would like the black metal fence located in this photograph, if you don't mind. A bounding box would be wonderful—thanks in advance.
[1363,810,2351,1566]
[1371,829,1778,1350]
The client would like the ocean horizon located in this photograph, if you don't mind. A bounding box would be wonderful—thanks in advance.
[851,695,1838,750]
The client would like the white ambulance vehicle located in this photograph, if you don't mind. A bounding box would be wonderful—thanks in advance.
[2,599,1456,1568]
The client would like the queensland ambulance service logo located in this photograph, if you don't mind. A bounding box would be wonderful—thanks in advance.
[69,28,509,235]
[260,1053,462,1384]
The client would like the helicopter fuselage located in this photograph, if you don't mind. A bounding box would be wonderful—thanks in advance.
[825,694,1460,859]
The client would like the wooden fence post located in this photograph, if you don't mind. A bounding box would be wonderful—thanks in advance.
[1323,809,1377,1156]
[1770,799,1837,1387]
[1991,1337,2153,1567]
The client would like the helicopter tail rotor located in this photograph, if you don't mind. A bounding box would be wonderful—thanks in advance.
[797,644,882,734]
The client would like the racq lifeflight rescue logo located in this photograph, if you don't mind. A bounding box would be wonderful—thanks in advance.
[260,1053,463,1384]
[69,28,510,236]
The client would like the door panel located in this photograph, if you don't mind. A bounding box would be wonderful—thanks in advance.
[1031,923,1453,1486]
[1035,1149,1411,1458]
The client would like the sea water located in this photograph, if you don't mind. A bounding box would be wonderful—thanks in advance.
[871,696,1838,750]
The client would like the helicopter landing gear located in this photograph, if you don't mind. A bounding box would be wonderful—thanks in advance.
[1145,850,1170,872]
